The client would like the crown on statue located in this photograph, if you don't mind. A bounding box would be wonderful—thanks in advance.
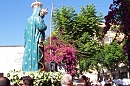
[31,0,43,8]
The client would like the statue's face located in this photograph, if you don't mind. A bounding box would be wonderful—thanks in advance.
[40,11,44,18]
[40,13,44,19]
[40,9,47,19]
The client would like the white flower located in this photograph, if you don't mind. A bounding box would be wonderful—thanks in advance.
[6,70,63,86]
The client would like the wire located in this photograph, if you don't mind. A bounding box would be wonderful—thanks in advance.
[57,5,109,8]
[55,0,66,8]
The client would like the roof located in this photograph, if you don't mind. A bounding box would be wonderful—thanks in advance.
[0,45,24,47]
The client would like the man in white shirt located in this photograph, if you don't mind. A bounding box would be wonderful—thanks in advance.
[117,78,123,86]
[113,78,118,86]
[122,76,128,86]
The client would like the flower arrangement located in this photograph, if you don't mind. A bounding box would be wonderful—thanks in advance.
[6,70,63,86]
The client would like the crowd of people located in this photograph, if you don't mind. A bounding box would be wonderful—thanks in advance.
[61,74,130,86]
[0,73,130,86]
[0,75,33,86]
[61,74,95,86]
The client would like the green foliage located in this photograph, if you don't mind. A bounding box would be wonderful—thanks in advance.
[77,4,103,37]
[52,4,103,71]
[53,4,103,39]
[89,44,104,71]
[102,41,128,71]
[53,6,77,40]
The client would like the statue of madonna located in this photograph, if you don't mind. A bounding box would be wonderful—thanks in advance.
[22,0,47,71]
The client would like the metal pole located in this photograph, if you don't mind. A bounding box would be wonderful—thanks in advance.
[50,3,54,57]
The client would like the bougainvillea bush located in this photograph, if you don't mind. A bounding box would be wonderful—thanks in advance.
[6,70,63,86]
[44,36,77,75]
[103,0,130,54]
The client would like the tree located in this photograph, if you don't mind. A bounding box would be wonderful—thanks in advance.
[52,4,103,72]
[102,0,130,74]
[102,40,128,77]
[44,36,77,75]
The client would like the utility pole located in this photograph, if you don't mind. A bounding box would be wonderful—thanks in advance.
[50,3,54,57]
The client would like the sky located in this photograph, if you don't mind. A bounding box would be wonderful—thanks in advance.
[0,0,113,46]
